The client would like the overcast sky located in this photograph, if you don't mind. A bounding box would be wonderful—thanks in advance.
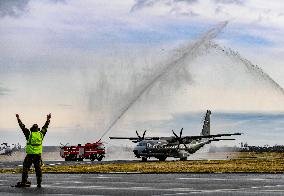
[0,0,284,147]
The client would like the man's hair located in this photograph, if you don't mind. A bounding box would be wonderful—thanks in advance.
[30,124,39,132]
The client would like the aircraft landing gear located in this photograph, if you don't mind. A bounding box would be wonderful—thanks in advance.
[158,156,167,161]
[180,157,187,161]
[142,157,147,162]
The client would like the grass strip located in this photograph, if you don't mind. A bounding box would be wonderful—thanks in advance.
[1,159,284,174]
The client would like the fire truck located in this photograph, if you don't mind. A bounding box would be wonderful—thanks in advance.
[60,142,105,161]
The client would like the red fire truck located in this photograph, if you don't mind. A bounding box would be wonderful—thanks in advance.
[60,142,105,161]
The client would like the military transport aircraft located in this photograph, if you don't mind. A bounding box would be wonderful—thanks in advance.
[110,110,242,161]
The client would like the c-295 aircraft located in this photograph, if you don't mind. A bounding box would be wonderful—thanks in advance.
[110,110,242,161]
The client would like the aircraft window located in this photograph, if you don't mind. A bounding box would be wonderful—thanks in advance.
[154,144,161,148]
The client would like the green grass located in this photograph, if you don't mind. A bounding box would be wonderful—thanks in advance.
[2,152,284,174]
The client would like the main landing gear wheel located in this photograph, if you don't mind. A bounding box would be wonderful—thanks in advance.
[142,157,147,162]
[180,157,187,161]
[158,156,167,161]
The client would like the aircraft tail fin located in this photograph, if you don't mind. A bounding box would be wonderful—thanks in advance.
[201,110,211,136]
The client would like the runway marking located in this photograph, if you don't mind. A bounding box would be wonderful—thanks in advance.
[261,189,284,192]
[264,185,277,188]
[177,177,268,181]
[154,185,284,196]
[72,181,84,184]
[90,175,122,179]
[46,185,194,192]
[249,178,269,181]
[177,177,228,181]
[52,181,85,185]
[46,185,106,189]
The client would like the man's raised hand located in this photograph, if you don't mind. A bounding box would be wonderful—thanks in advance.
[47,113,51,120]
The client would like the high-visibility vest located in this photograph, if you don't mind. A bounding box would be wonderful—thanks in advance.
[26,132,43,154]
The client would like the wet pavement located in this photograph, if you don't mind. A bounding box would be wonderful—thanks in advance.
[1,173,284,195]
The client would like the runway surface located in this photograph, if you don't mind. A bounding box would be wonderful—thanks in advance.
[0,160,140,169]
[1,173,284,195]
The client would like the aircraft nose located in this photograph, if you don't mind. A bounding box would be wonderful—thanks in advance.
[134,146,143,153]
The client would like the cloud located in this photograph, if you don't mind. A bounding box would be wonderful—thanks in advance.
[0,0,284,146]
[0,0,65,17]
[213,0,244,5]
[0,0,30,17]
[131,0,198,12]
[131,0,156,12]
[129,0,284,35]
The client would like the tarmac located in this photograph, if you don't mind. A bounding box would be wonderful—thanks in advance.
[1,173,284,195]
[1,153,284,195]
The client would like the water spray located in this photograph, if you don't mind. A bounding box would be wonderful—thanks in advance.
[208,41,284,94]
[98,21,228,141]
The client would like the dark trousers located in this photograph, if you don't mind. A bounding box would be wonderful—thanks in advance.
[22,154,43,185]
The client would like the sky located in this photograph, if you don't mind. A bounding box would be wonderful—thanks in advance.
[0,0,284,147]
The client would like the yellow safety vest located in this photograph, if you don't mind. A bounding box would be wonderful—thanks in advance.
[26,132,43,154]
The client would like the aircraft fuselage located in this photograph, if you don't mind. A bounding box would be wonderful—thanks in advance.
[133,139,210,161]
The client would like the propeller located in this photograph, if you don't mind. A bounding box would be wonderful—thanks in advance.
[172,128,187,149]
[136,130,147,141]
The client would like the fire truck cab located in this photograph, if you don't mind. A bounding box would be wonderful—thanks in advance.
[60,142,105,161]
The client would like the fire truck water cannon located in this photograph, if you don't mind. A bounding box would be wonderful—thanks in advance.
[60,142,105,161]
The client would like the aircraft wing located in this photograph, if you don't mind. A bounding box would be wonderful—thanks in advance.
[162,132,242,144]
[109,137,140,140]
[109,136,160,142]
[187,132,242,139]
[110,133,242,143]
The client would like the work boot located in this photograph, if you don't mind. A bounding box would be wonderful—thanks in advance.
[15,181,31,188]
[37,178,42,188]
